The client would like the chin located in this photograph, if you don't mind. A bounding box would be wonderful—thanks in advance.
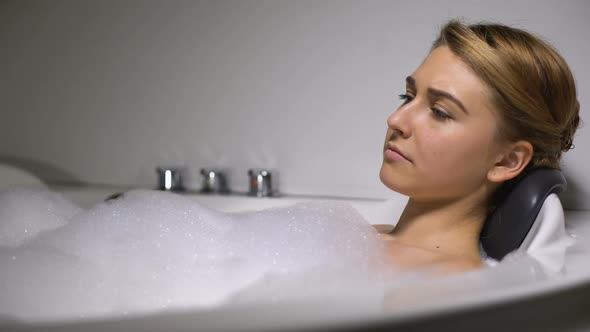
[379,163,411,195]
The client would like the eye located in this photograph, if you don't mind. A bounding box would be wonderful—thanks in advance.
[430,107,452,121]
[398,93,414,105]
[398,93,453,121]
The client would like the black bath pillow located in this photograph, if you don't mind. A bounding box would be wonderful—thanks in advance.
[480,167,567,260]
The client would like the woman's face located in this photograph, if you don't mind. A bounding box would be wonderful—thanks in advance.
[380,46,503,202]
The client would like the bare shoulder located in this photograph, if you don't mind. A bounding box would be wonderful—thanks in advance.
[373,224,395,234]
[430,256,484,275]
[374,228,484,274]
[380,238,483,274]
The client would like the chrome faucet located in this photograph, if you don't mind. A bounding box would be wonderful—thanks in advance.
[199,168,229,194]
[248,169,278,197]
[155,167,185,191]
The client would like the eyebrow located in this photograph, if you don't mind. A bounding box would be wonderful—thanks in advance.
[405,76,469,115]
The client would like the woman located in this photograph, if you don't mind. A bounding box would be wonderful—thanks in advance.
[377,20,580,273]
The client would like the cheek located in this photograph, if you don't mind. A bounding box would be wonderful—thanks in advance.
[418,127,494,182]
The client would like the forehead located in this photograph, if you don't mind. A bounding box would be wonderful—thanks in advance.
[411,46,493,114]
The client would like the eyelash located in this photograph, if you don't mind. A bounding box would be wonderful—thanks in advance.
[398,93,452,121]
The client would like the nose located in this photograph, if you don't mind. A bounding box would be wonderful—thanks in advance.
[387,105,412,139]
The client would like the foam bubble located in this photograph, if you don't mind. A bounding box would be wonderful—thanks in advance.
[0,189,550,324]
[0,189,82,247]
[0,189,393,322]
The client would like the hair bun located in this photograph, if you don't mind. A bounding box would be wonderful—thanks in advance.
[560,111,580,152]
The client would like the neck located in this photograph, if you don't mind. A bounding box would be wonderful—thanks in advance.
[390,193,487,260]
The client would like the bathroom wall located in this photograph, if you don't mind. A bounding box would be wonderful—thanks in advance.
[1,0,589,209]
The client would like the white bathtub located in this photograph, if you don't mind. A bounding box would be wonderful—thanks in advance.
[1,184,588,332]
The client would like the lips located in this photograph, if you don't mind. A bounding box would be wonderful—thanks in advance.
[384,143,412,162]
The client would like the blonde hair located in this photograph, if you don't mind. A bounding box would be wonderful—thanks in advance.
[432,20,580,170]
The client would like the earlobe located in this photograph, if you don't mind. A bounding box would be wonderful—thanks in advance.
[487,141,534,183]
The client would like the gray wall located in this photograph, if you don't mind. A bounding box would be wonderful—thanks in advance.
[1,0,589,209]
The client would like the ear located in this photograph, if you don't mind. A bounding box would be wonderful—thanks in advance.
[487,140,534,183]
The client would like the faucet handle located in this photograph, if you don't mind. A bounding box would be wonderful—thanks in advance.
[156,167,185,191]
[248,169,278,197]
[200,168,229,194]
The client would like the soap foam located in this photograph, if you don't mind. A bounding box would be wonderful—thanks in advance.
[0,189,396,322]
[0,189,550,324]
[0,189,82,247]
